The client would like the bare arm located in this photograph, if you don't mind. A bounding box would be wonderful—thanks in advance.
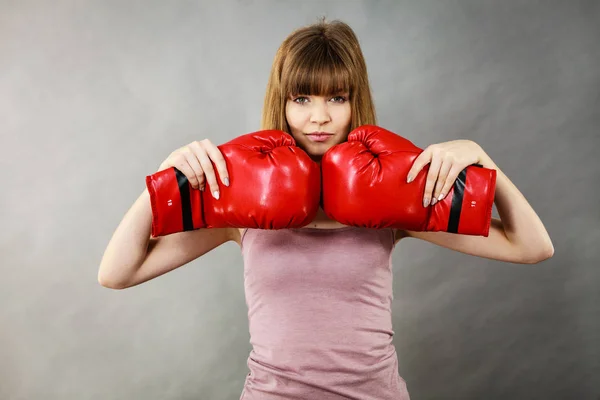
[98,188,235,289]
[397,151,554,264]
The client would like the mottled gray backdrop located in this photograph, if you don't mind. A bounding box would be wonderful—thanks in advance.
[1,1,598,399]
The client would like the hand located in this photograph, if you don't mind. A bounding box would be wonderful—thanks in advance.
[406,140,483,207]
[158,139,229,199]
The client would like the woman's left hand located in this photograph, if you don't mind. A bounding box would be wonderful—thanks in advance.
[406,139,485,207]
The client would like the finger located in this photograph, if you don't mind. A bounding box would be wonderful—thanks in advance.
[432,158,452,204]
[181,150,205,190]
[173,158,199,189]
[439,164,465,203]
[423,154,442,207]
[204,143,230,187]
[407,148,432,183]
[194,142,220,199]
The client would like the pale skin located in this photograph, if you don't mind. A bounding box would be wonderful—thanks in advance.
[98,93,553,290]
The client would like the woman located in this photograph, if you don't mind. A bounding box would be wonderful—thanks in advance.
[99,19,554,400]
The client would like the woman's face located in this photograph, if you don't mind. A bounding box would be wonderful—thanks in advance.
[285,93,352,160]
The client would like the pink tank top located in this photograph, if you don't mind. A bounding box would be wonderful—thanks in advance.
[239,226,410,400]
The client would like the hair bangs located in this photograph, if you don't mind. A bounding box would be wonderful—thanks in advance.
[281,45,353,99]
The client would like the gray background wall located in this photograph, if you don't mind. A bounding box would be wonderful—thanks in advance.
[1,1,598,399]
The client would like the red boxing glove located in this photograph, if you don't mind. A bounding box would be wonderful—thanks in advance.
[146,130,321,237]
[321,125,496,236]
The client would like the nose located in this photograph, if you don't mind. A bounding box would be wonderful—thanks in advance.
[309,99,331,124]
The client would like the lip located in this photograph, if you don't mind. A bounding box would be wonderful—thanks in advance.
[306,132,334,142]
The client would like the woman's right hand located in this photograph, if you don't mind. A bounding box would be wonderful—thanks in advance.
[157,139,230,199]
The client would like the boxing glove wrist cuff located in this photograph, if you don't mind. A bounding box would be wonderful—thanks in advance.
[146,167,204,237]
[437,164,496,236]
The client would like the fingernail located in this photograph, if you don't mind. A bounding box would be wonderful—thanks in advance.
[213,191,220,200]
[423,197,430,207]
[407,174,413,183]
[431,198,437,206]
[224,177,230,187]
[200,186,205,191]
[438,193,445,201]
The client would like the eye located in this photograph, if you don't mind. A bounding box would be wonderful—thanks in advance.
[331,95,348,103]
[293,96,309,104]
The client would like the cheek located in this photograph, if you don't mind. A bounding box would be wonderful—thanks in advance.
[285,104,301,126]
[333,104,352,127]
[344,104,352,123]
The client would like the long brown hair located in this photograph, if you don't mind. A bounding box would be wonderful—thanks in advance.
[261,18,377,133]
